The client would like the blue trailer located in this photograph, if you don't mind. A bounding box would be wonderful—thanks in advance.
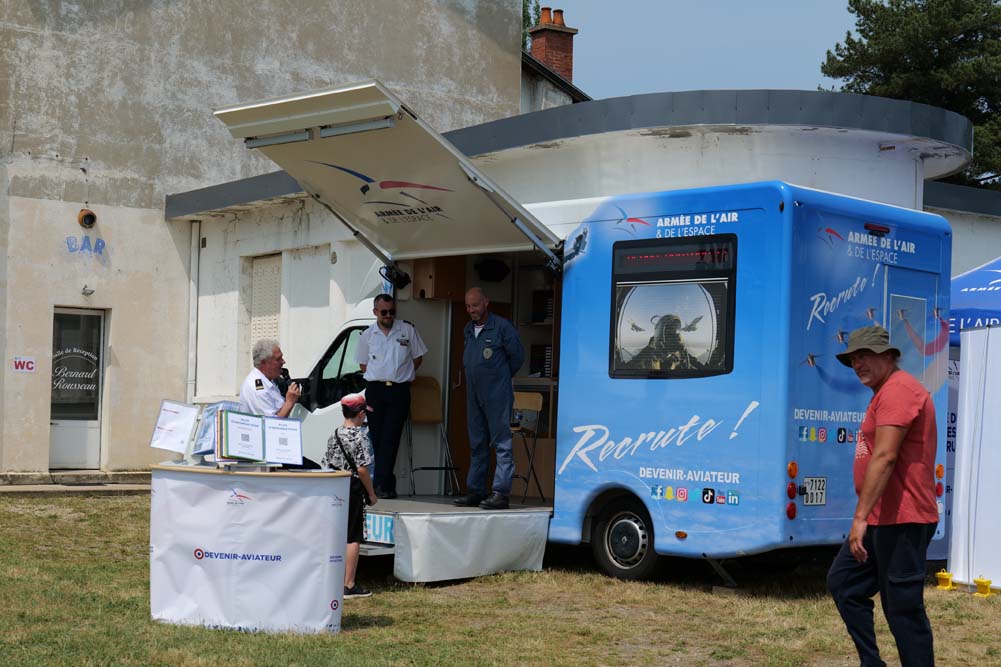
[215,83,952,580]
[553,181,951,577]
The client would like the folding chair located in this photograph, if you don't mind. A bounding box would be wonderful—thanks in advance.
[406,376,460,496]
[511,391,546,503]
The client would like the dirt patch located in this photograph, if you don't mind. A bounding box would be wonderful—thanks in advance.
[1,499,84,520]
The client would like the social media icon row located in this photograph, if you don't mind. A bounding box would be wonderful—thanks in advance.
[650,485,689,502]
[798,426,859,443]
[701,488,740,506]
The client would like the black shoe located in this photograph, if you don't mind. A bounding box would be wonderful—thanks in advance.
[344,584,372,599]
[478,492,509,510]
[452,492,485,507]
[377,489,397,499]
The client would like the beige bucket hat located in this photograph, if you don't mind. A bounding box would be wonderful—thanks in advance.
[835,325,902,367]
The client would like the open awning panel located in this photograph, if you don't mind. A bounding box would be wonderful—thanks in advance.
[214,81,560,262]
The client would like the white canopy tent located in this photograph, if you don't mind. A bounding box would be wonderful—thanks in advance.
[949,325,1001,589]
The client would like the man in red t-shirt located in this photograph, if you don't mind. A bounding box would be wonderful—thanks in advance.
[827,325,937,667]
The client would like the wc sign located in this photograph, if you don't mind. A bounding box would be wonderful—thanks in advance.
[12,356,36,373]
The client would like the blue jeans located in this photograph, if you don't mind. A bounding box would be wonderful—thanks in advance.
[827,523,936,667]
[465,381,514,496]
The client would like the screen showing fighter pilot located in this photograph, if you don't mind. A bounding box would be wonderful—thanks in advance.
[610,235,736,378]
[613,281,729,376]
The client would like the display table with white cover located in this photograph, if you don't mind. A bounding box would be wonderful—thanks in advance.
[150,465,351,633]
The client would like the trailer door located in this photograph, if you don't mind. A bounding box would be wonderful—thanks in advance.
[214,81,560,270]
[884,265,949,541]
[883,266,946,388]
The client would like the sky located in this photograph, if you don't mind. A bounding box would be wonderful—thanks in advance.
[555,1,859,100]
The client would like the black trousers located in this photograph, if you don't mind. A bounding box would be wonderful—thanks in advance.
[346,476,365,544]
[827,522,936,667]
[365,381,411,494]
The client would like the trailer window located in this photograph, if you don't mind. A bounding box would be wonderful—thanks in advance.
[610,235,736,378]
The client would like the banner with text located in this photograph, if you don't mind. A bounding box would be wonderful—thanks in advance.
[150,468,350,633]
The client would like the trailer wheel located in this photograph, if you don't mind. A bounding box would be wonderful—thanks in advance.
[592,498,658,579]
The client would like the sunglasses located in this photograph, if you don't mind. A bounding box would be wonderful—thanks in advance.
[379,309,396,316]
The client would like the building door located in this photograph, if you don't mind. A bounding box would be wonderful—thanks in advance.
[49,308,105,469]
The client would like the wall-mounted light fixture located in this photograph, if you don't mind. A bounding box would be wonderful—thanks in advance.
[81,285,95,296]
[78,209,97,228]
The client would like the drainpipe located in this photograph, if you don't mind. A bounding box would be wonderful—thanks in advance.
[186,220,201,403]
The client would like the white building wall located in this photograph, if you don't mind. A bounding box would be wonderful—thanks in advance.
[474,126,928,211]
[520,73,574,114]
[1,197,189,472]
[193,200,385,400]
[925,207,1001,276]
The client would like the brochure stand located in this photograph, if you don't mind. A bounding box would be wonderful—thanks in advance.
[149,401,304,468]
[149,400,201,463]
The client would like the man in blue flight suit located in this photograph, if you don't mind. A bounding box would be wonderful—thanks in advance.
[453,287,525,510]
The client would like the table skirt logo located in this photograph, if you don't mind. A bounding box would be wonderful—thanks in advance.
[227,488,253,505]
[192,548,282,562]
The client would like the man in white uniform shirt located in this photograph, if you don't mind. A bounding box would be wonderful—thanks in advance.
[239,339,302,417]
[355,294,428,498]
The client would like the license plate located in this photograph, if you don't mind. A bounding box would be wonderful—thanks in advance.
[803,477,827,506]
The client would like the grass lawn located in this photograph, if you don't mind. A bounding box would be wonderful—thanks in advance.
[1,495,999,666]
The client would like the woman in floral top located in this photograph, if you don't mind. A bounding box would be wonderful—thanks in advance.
[322,392,377,598]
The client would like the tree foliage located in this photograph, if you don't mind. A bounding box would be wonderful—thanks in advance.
[522,0,541,52]
[822,0,1001,186]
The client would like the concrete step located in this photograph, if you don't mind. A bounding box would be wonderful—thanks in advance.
[0,482,150,497]
[1,469,151,489]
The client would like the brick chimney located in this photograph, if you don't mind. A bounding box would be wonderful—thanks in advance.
[528,7,579,83]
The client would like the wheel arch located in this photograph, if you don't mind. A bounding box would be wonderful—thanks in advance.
[582,486,653,544]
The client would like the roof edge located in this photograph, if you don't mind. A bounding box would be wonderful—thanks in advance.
[445,89,973,159]
[166,170,301,219]
[924,180,1001,218]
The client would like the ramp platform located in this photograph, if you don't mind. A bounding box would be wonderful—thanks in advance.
[361,496,552,582]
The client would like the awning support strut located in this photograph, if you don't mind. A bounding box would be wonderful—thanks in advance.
[460,164,562,273]
[308,191,412,290]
